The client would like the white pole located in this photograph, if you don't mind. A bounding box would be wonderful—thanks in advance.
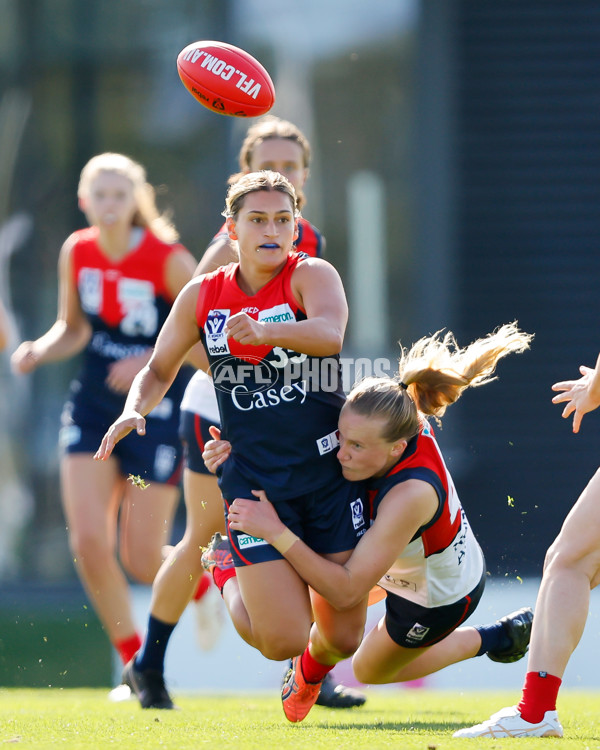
[347,171,388,355]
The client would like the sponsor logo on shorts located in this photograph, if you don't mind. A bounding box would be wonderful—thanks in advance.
[237,533,268,548]
[317,430,340,455]
[148,398,173,420]
[405,622,430,643]
[59,425,81,448]
[154,444,177,482]
[350,498,365,530]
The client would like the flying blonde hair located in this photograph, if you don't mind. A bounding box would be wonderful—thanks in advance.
[346,322,534,442]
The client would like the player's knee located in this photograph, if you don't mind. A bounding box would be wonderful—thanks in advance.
[352,652,383,684]
[319,626,362,661]
[68,527,111,566]
[330,633,362,661]
[121,543,162,583]
[544,537,596,583]
[254,633,307,662]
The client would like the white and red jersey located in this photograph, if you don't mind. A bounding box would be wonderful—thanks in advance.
[368,420,484,608]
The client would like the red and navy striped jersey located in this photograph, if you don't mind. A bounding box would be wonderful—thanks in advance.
[194,252,344,500]
[70,226,190,397]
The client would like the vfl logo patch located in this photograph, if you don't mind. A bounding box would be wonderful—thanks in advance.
[237,533,268,549]
[79,268,103,314]
[350,498,365,530]
[317,430,340,456]
[206,309,230,355]
[405,623,430,643]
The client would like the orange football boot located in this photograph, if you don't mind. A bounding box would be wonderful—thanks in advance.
[281,655,323,723]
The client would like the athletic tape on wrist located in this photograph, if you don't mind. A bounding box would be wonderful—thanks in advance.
[272,528,299,555]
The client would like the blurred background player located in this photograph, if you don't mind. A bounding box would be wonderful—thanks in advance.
[215,323,535,723]
[11,153,196,673]
[123,117,365,709]
[454,353,600,739]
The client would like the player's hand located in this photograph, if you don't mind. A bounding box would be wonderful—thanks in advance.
[228,489,285,542]
[94,411,146,460]
[225,312,267,346]
[105,351,151,394]
[11,341,40,374]
[202,426,231,473]
[551,365,600,433]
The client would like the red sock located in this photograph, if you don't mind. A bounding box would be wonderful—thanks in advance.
[212,566,236,594]
[193,572,212,601]
[114,632,142,665]
[517,671,562,723]
[300,643,334,684]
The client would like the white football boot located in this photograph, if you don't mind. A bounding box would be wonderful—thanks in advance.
[453,705,563,738]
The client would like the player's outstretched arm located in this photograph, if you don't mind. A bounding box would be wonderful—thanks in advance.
[12,237,92,374]
[552,353,600,433]
[95,279,202,460]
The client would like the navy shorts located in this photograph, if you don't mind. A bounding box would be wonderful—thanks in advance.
[178,408,221,475]
[60,379,184,486]
[224,475,368,567]
[384,570,486,648]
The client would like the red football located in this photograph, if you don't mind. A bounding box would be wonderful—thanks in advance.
[177,40,275,118]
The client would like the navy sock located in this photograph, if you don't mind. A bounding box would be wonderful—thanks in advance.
[135,615,176,672]
[475,620,510,657]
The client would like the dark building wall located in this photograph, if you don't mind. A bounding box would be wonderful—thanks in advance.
[447,1,600,574]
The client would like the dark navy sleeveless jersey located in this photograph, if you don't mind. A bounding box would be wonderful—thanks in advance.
[195,252,344,500]
[71,226,192,411]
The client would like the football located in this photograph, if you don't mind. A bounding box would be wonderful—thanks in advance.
[177,40,275,117]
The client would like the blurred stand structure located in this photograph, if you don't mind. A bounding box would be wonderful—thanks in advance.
[2,0,600,685]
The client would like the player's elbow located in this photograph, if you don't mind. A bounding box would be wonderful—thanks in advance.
[329,588,362,611]
[329,330,344,355]
[319,328,344,356]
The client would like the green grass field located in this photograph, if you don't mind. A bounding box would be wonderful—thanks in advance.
[0,689,598,749]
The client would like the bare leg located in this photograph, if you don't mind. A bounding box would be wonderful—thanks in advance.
[151,469,224,623]
[61,454,135,642]
[225,559,314,660]
[118,480,179,584]
[527,467,600,677]
[309,550,368,664]
[353,612,484,684]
